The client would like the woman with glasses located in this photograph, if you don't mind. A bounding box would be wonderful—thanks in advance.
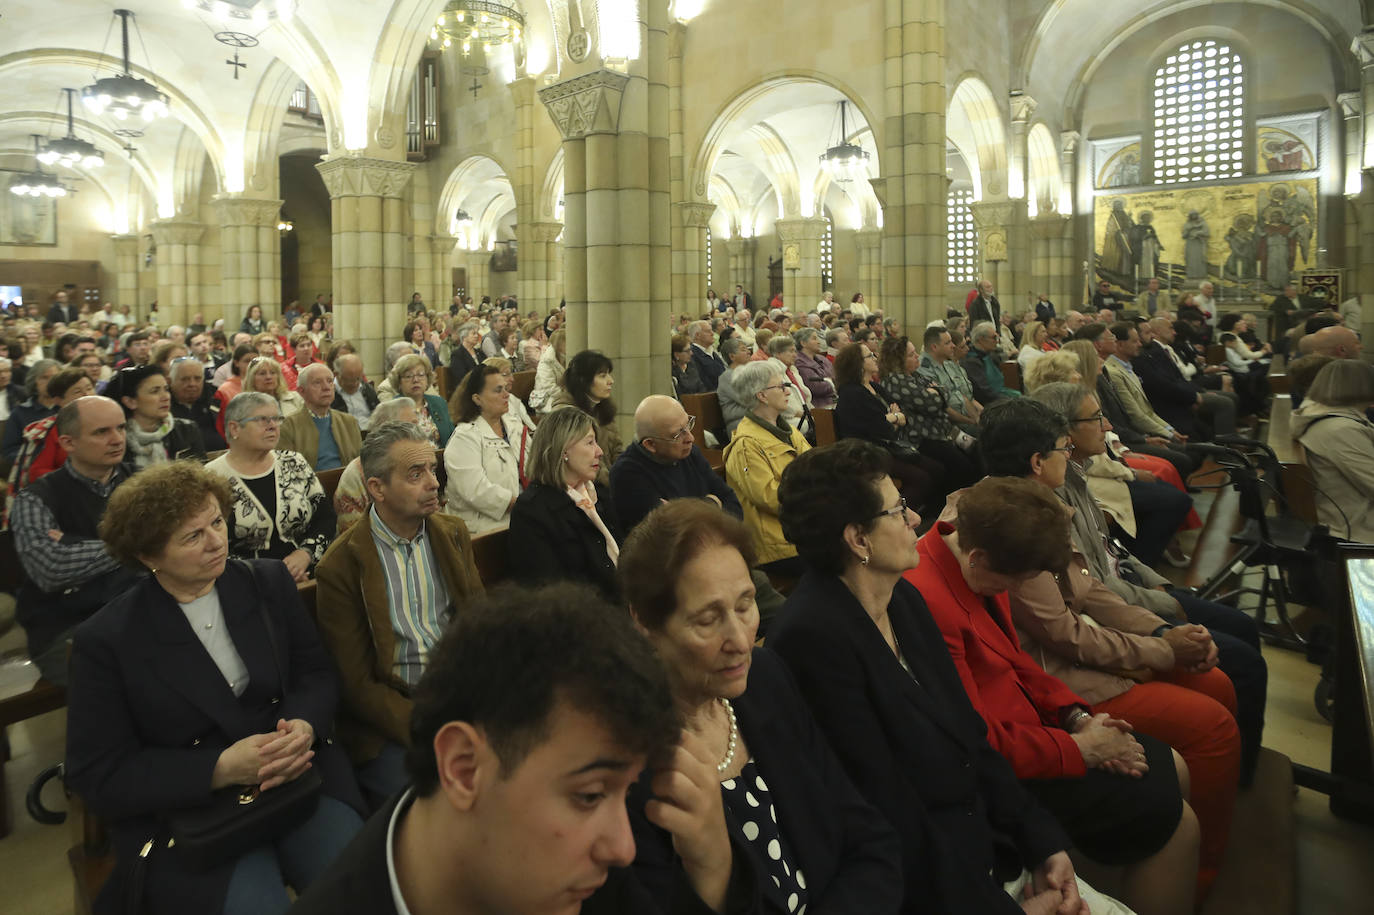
[106,364,207,470]
[387,352,453,447]
[722,361,811,579]
[793,328,836,408]
[444,364,526,534]
[207,392,336,582]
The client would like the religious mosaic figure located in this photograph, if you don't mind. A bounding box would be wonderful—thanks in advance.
[1128,211,1163,283]
[1223,214,1256,281]
[1181,210,1210,280]
[1101,198,1134,277]
[1255,183,1315,290]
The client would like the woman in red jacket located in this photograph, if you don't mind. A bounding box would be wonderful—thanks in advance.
[906,476,1200,915]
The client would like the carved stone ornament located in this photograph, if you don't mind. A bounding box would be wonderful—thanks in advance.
[675,202,716,228]
[969,201,1014,229]
[150,220,207,247]
[212,195,283,227]
[375,125,396,149]
[983,230,1008,262]
[1009,93,1038,124]
[567,29,591,63]
[529,221,566,243]
[783,243,801,269]
[539,70,631,140]
[316,156,416,199]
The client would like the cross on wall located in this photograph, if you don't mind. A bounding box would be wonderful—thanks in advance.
[226,52,247,80]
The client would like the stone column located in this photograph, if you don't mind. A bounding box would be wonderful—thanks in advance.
[774,216,828,311]
[465,249,491,306]
[727,237,756,300]
[511,76,540,309]
[211,195,283,329]
[522,222,565,310]
[111,234,140,310]
[431,235,455,308]
[315,156,416,375]
[876,0,946,328]
[855,227,882,315]
[1059,131,1084,305]
[1007,95,1036,299]
[970,202,1013,298]
[1030,215,1074,311]
[540,53,674,418]
[674,202,714,315]
[150,220,205,329]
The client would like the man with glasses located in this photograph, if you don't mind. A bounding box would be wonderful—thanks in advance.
[170,355,227,451]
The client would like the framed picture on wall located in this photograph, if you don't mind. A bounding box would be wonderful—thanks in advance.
[0,174,59,246]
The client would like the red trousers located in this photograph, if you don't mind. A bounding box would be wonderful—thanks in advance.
[1097,668,1240,900]
[1123,452,1202,530]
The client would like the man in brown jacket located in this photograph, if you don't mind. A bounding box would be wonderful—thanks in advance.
[314,420,483,808]
[279,362,363,470]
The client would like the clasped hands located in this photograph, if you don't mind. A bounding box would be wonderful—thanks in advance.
[1162,623,1219,674]
[212,717,316,792]
[1069,712,1149,778]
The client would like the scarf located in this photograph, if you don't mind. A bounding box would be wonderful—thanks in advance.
[745,411,796,446]
[567,482,619,565]
[126,415,175,466]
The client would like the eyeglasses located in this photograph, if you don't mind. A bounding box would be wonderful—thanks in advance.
[761,382,792,392]
[872,497,910,521]
[651,414,696,443]
[400,371,429,382]
[241,414,285,426]
[1046,444,1074,457]
[1069,412,1105,426]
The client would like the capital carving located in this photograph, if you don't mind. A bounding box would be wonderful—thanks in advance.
[528,221,566,243]
[1029,214,1072,240]
[1338,91,1363,120]
[315,155,416,199]
[539,70,631,140]
[431,235,457,256]
[110,234,140,254]
[1060,130,1081,157]
[726,236,756,256]
[774,216,828,243]
[675,201,716,228]
[211,195,283,228]
[150,220,206,247]
[1010,93,1038,123]
[969,202,1014,229]
[1353,32,1374,68]
[854,227,883,250]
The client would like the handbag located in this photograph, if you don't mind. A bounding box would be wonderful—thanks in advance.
[882,437,923,462]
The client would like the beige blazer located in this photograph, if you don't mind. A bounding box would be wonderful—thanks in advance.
[1103,357,1172,438]
[278,408,362,470]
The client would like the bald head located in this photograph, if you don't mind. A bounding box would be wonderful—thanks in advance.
[1148,316,1175,343]
[1309,325,1362,359]
[634,395,687,442]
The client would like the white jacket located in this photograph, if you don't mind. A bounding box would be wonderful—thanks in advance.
[529,346,565,413]
[443,413,528,534]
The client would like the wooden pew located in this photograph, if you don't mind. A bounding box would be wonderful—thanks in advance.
[1205,343,1227,365]
[316,466,345,504]
[680,392,725,471]
[470,528,509,586]
[812,407,836,446]
[1001,360,1021,393]
[509,370,536,406]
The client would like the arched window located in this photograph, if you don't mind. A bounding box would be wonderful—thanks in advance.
[946,187,977,284]
[1153,39,1244,184]
[821,214,834,290]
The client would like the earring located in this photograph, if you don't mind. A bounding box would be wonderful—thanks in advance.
[860,553,870,566]
[562,455,569,462]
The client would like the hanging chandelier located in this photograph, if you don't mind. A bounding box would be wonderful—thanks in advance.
[819,100,870,182]
[40,89,105,170]
[431,0,524,55]
[82,9,170,123]
[11,136,71,198]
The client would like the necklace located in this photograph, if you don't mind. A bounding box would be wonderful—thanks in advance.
[716,697,739,774]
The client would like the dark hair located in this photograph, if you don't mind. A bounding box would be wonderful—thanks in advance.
[832,342,869,386]
[455,363,504,423]
[1107,322,1135,343]
[954,477,1072,575]
[877,336,912,380]
[777,440,890,576]
[406,584,678,794]
[922,325,949,348]
[1074,322,1109,343]
[126,329,151,345]
[1219,332,1238,345]
[230,343,255,374]
[562,349,616,425]
[46,367,90,400]
[853,327,877,346]
[1305,313,1341,335]
[1217,313,1241,332]
[100,462,234,568]
[106,364,167,414]
[55,332,80,359]
[978,398,1069,478]
[620,500,757,629]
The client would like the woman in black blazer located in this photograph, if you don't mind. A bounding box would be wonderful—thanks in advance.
[831,343,943,514]
[768,441,1102,915]
[620,500,903,913]
[507,406,620,600]
[65,462,364,915]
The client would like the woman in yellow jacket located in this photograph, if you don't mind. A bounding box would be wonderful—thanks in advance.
[723,360,811,578]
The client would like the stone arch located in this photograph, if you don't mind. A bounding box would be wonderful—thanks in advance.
[244,59,337,195]
[947,74,1008,201]
[436,155,517,248]
[539,147,565,222]
[1026,121,1061,216]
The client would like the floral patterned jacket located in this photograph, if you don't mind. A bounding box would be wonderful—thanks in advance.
[206,449,336,567]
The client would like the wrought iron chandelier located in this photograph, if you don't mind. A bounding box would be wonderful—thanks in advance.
[82,9,170,123]
[11,136,71,198]
[431,0,524,55]
[819,100,870,182]
[40,90,105,170]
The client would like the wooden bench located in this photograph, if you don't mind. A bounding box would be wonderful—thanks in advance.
[470,527,509,586]
[680,392,725,471]
[1001,360,1021,392]
[509,370,536,406]
[316,466,345,504]
[1205,343,1227,365]
[812,407,836,446]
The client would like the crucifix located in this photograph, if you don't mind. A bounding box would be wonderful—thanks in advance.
[468,76,482,100]
[226,52,247,80]
[122,143,137,158]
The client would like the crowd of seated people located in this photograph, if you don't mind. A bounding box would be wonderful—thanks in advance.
[3,285,1350,914]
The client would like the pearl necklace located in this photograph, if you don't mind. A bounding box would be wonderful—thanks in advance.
[716,698,739,774]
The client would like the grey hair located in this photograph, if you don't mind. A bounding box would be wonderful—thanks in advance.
[384,341,416,371]
[824,328,847,347]
[224,391,279,427]
[169,358,204,380]
[369,396,419,427]
[767,334,796,356]
[297,362,333,386]
[971,321,997,342]
[455,321,480,339]
[1028,381,1094,424]
[720,337,747,360]
[0,356,14,370]
[794,328,820,347]
[1306,358,1374,407]
[525,406,595,488]
[387,353,433,394]
[687,320,711,338]
[360,420,433,482]
[25,359,60,399]
[731,360,778,405]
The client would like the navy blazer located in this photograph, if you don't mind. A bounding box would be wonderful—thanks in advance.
[690,344,727,392]
[65,559,363,915]
[447,344,483,389]
[834,382,901,444]
[508,482,621,600]
[768,573,1070,914]
[1134,342,1199,437]
[629,649,903,913]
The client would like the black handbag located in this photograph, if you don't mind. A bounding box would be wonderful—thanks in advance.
[882,437,923,462]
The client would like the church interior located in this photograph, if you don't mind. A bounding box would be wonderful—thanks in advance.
[3,0,1374,912]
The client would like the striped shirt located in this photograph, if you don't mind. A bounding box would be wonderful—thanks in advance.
[369,506,450,686]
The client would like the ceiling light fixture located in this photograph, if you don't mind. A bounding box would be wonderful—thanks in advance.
[819,100,870,183]
[39,89,105,170]
[432,0,524,57]
[11,136,71,198]
[82,9,170,123]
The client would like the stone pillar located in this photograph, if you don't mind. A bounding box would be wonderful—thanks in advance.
[876,0,946,328]
[211,195,283,329]
[150,220,205,329]
[511,76,540,310]
[465,249,491,306]
[431,235,455,307]
[775,217,828,311]
[1030,215,1074,311]
[727,237,756,300]
[111,234,140,309]
[970,202,1013,299]
[540,53,674,418]
[855,227,882,315]
[1007,95,1036,299]
[315,156,416,375]
[1059,131,1084,305]
[522,222,565,310]
[674,203,714,315]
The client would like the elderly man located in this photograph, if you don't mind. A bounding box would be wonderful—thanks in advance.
[1195,281,1218,327]
[967,278,1002,328]
[688,319,727,391]
[961,321,1020,404]
[1308,324,1363,360]
[332,352,380,430]
[11,396,139,684]
[480,310,509,359]
[918,325,982,438]
[1063,310,1087,335]
[1138,317,1238,440]
[169,355,226,451]
[824,326,849,361]
[313,421,482,808]
[279,363,362,471]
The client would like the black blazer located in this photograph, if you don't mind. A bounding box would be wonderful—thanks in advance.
[65,559,364,915]
[690,344,727,392]
[1134,342,1199,436]
[768,573,1070,914]
[290,791,761,915]
[834,381,900,444]
[331,382,380,418]
[968,294,1002,329]
[1034,300,1056,324]
[508,482,621,600]
[448,344,483,389]
[630,649,902,913]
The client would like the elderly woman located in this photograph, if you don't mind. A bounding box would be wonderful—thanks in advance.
[671,334,705,398]
[877,336,979,492]
[67,461,363,915]
[388,352,453,446]
[6,367,95,491]
[1022,350,1083,393]
[764,334,813,433]
[519,318,546,370]
[1,357,60,464]
[620,500,903,911]
[105,365,207,469]
[713,338,757,439]
[793,327,836,408]
[721,361,811,579]
[832,342,944,514]
[446,319,484,390]
[528,328,567,414]
[444,364,526,534]
[772,441,1136,914]
[507,407,620,600]
[907,474,1201,915]
[333,398,421,534]
[1294,358,1374,542]
[207,392,336,581]
[550,349,622,485]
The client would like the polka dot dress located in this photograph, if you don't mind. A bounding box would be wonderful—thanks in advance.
[720,759,809,914]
